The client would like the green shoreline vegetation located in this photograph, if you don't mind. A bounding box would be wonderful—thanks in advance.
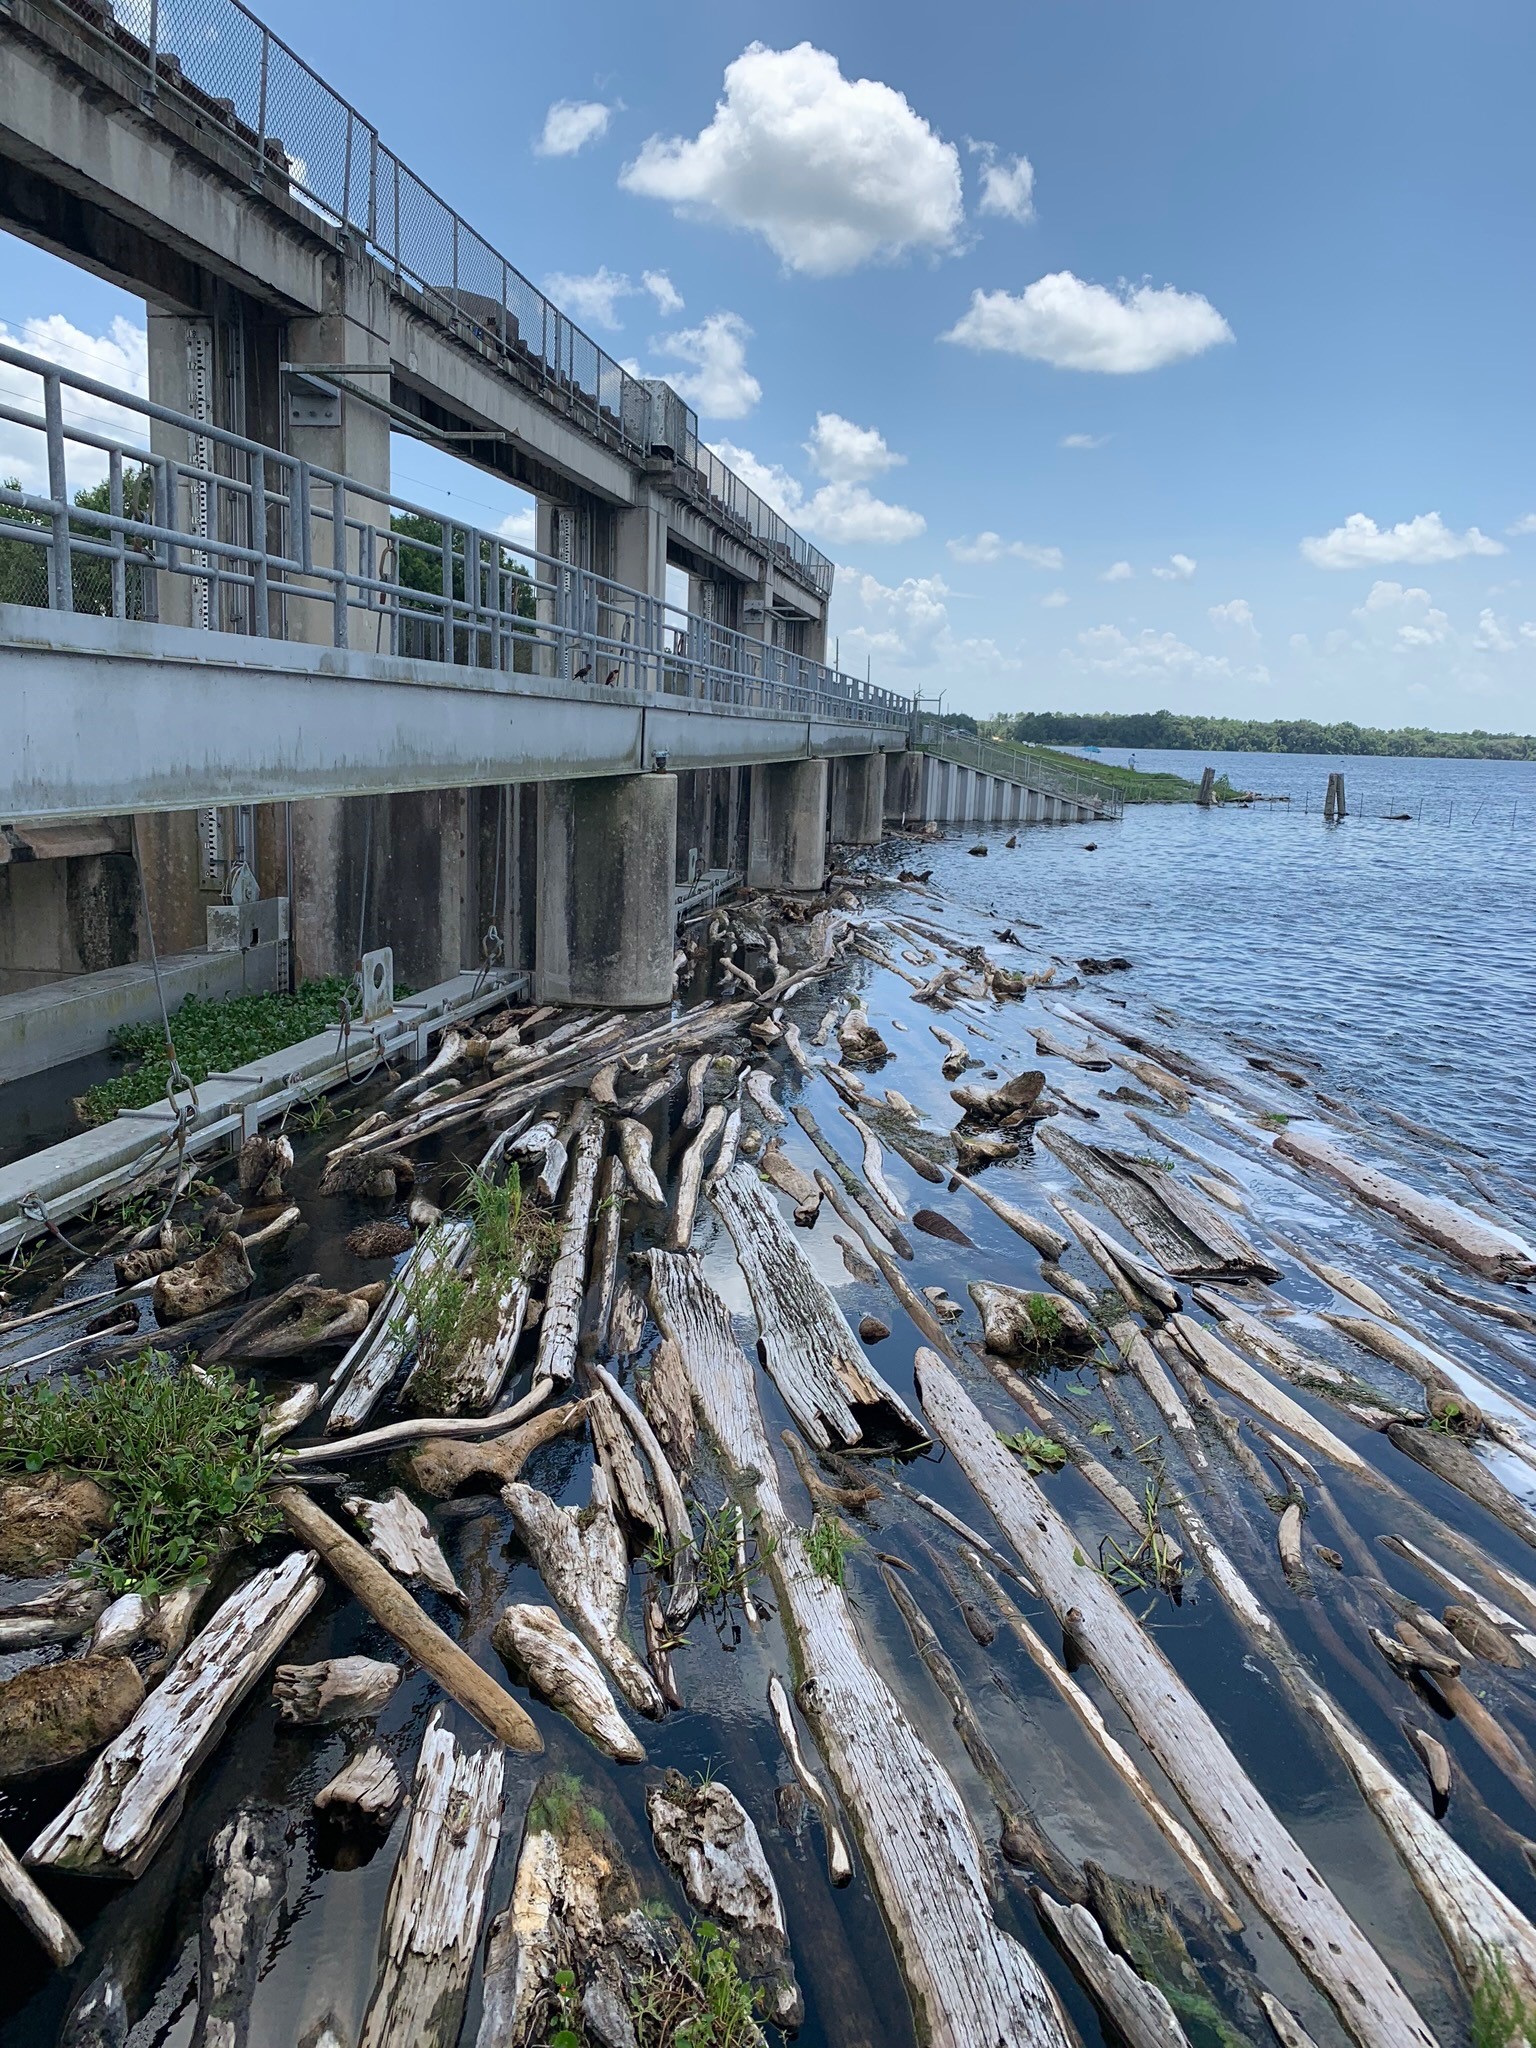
[78,977,357,1126]
[983,708,1536,761]
[978,736,1239,804]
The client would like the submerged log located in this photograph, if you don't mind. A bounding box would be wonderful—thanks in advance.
[1273,1128,1536,1281]
[1034,1893,1189,2048]
[713,1165,924,1451]
[615,1117,664,1206]
[760,1139,822,1224]
[357,1709,504,2048]
[405,1398,588,1499]
[666,1103,726,1251]
[791,1103,914,1257]
[647,1249,1076,2048]
[1386,1424,1536,1551]
[839,1108,907,1219]
[914,1351,1439,2048]
[500,1467,664,1718]
[0,1656,143,1783]
[152,1231,254,1325]
[326,1220,474,1435]
[0,1833,78,1967]
[314,1745,403,1828]
[945,1162,1068,1258]
[766,1671,853,1885]
[1166,1314,1370,1476]
[744,1067,786,1126]
[28,1550,324,1879]
[192,1805,286,2048]
[492,1602,644,1763]
[272,1489,540,1751]
[204,1279,369,1364]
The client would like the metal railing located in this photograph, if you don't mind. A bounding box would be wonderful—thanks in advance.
[913,724,1124,816]
[25,0,833,597]
[0,342,907,726]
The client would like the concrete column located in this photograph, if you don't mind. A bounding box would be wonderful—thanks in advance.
[747,758,829,892]
[535,773,678,1007]
[828,753,885,846]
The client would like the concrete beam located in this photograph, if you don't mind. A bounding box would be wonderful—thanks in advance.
[828,753,885,846]
[747,758,828,893]
[0,608,907,821]
[534,773,677,1008]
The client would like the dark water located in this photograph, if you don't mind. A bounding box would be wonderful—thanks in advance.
[2,786,1536,2045]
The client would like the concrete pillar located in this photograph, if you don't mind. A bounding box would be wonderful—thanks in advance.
[747,758,829,892]
[535,773,678,1007]
[828,753,885,846]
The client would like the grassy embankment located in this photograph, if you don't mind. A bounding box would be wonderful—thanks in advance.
[985,737,1239,806]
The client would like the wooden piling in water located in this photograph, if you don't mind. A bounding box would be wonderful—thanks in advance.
[1197,765,1215,807]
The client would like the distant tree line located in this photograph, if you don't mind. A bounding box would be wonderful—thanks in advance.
[984,709,1536,761]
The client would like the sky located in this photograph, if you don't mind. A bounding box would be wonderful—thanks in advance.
[4,0,1536,730]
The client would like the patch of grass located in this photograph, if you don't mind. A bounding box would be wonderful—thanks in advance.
[0,1348,277,1592]
[1471,1949,1535,2048]
[626,1920,765,2048]
[1025,1293,1064,1343]
[78,977,356,1125]
[1132,1152,1177,1174]
[805,1512,855,1587]
[394,1170,557,1398]
[1258,1111,1291,1130]
[292,1093,336,1132]
[464,1165,556,1280]
[998,1428,1068,1475]
[1098,1476,1183,1595]
[693,1500,775,1621]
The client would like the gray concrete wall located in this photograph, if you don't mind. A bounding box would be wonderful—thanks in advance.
[534,772,678,1007]
[0,852,139,996]
[829,753,885,846]
[746,758,829,892]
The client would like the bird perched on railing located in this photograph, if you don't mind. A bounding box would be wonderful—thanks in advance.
[573,660,592,681]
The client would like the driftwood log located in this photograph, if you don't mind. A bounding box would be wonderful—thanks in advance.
[492,1602,644,1763]
[535,1115,606,1385]
[273,1657,401,1725]
[191,1806,286,2048]
[357,1709,504,2048]
[326,1220,473,1435]
[915,1351,1439,2048]
[647,1249,1076,2048]
[314,1745,403,1828]
[343,1490,461,1604]
[29,1550,324,1878]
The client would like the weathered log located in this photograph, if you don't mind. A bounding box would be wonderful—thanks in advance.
[405,1397,587,1499]
[970,1282,1095,1356]
[28,1550,324,1878]
[915,1350,1439,2048]
[272,1656,401,1724]
[1273,1128,1536,1281]
[1109,1320,1209,1470]
[408,1265,529,1416]
[945,1162,1068,1257]
[204,1279,369,1365]
[931,1024,973,1078]
[951,1069,1047,1125]
[1387,1423,1536,1550]
[191,1805,286,2048]
[0,1833,79,1967]
[1034,1892,1190,2048]
[1041,1130,1279,1282]
[615,1117,664,1206]
[357,1709,504,2048]
[152,1231,254,1326]
[713,1165,924,1451]
[493,1602,644,1762]
[1192,1289,1384,1404]
[0,1580,107,1652]
[666,1103,726,1251]
[505,1115,567,1205]
[0,1653,142,1785]
[1379,1535,1536,1660]
[500,1468,663,1717]
[271,1489,541,1751]
[791,1103,914,1257]
[314,1745,403,1827]
[1307,1686,1536,2019]
[760,1138,822,1224]
[839,1108,907,1219]
[647,1250,1076,2047]
[586,1358,695,1618]
[1034,1026,1113,1071]
[580,1152,628,1362]
[325,1219,474,1434]
[706,1101,744,1189]
[744,1066,786,1126]
[1166,1314,1370,1475]
[534,1115,606,1386]
[635,1339,695,1480]
[766,1672,853,1886]
[344,1489,461,1604]
[647,1768,802,2028]
[237,1132,293,1204]
[1418,1270,1536,1334]
[587,1386,663,1537]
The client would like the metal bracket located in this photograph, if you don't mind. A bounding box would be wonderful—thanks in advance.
[360,946,394,1023]
[285,368,343,429]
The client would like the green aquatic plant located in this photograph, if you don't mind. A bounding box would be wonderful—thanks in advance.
[0,1348,277,1592]
[805,1512,854,1587]
[625,1920,764,2048]
[1132,1152,1177,1174]
[78,977,356,1124]
[998,1428,1068,1475]
[1471,1949,1535,2048]
[1024,1293,1064,1343]
[1258,1111,1291,1129]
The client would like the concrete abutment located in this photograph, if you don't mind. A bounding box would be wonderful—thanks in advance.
[533,773,679,1008]
[746,758,829,893]
[828,753,886,847]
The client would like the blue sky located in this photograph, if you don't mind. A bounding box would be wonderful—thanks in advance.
[4,0,1536,728]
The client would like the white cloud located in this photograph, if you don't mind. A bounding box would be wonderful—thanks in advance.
[803,482,924,545]
[971,143,1036,224]
[655,311,761,418]
[943,271,1233,373]
[1474,606,1516,653]
[641,270,683,316]
[1505,513,1536,536]
[535,99,614,158]
[713,413,924,542]
[805,411,902,483]
[620,42,962,276]
[1300,511,1504,570]
[1073,623,1267,686]
[947,532,1062,569]
[497,505,537,550]
[1041,589,1069,608]
[834,566,1017,678]
[1099,560,1134,582]
[542,265,637,331]
[1208,598,1254,629]
[0,314,148,491]
[1060,432,1109,450]
[1151,552,1197,581]
[1354,579,1449,648]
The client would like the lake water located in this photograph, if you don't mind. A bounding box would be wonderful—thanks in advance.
[927,748,1536,1181]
